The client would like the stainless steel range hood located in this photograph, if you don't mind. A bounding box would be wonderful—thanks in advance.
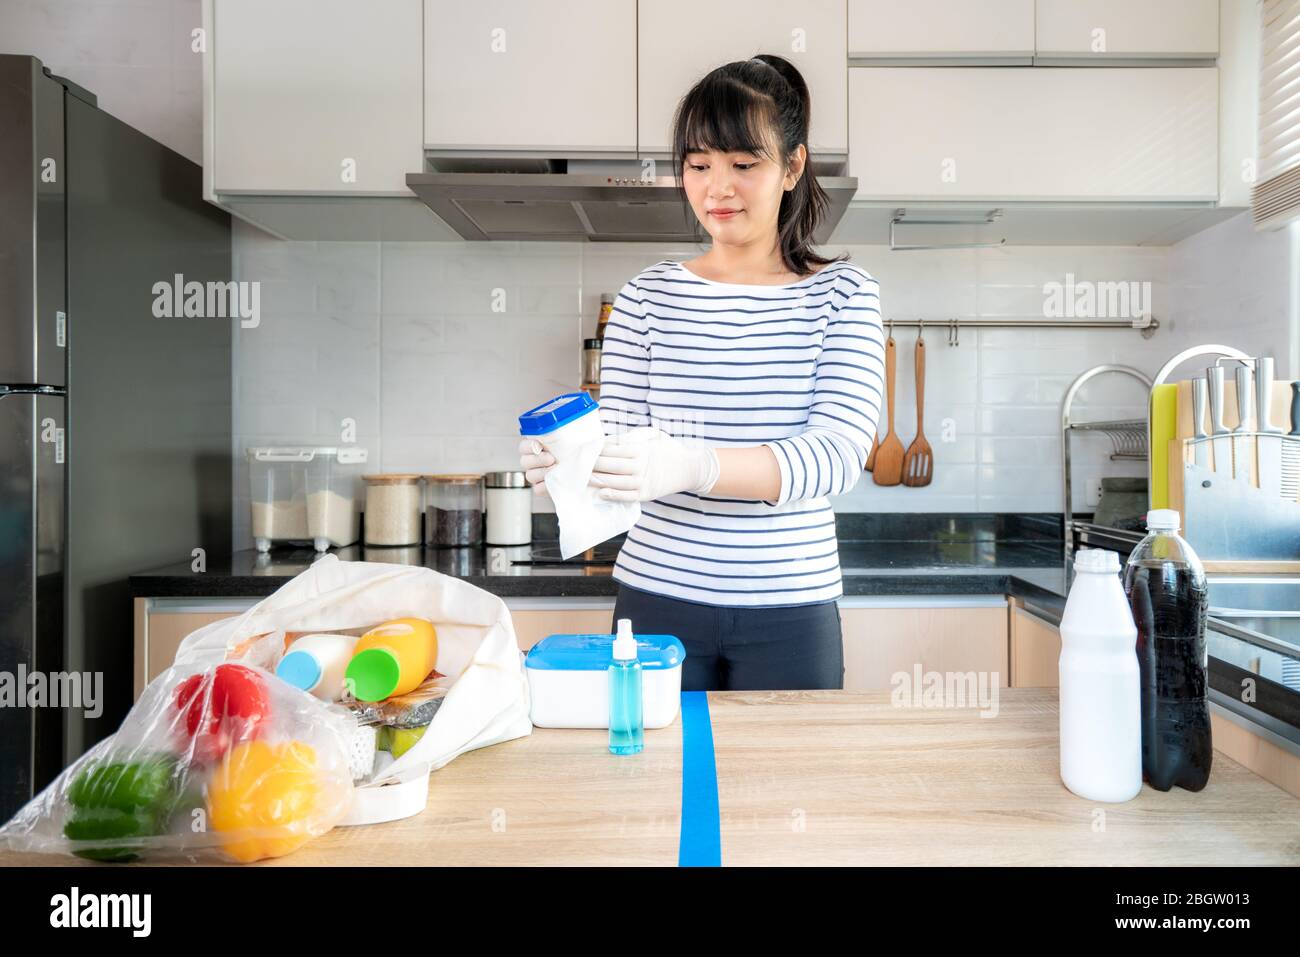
[406,158,857,242]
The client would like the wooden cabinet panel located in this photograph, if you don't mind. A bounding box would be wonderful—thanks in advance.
[1009,605,1062,688]
[507,606,616,652]
[134,602,246,699]
[840,603,1009,691]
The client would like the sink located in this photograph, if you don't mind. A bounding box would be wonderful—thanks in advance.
[1205,576,1300,690]
[1207,575,1300,615]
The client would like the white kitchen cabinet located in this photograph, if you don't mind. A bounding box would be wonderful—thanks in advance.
[1035,0,1219,60]
[209,0,423,194]
[849,0,1035,62]
[849,67,1219,201]
[637,0,847,159]
[423,0,636,155]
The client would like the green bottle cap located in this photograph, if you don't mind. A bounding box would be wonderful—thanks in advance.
[346,647,402,702]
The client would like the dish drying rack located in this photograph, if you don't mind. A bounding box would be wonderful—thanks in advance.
[1062,365,1153,556]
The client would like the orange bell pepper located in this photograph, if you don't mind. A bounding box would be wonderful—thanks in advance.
[207,739,323,863]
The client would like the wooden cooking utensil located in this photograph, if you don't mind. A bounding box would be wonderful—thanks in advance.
[872,333,905,486]
[865,428,879,471]
[902,330,933,487]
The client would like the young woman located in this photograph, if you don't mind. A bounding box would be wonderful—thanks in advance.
[519,55,885,692]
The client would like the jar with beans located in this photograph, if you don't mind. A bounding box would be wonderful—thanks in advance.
[423,474,484,547]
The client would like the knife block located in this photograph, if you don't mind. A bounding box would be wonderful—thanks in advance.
[1175,436,1300,572]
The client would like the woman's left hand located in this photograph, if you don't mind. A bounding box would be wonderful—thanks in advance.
[589,427,720,503]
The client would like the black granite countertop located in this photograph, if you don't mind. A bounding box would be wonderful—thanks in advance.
[129,514,1072,614]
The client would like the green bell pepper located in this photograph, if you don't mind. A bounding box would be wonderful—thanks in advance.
[63,756,182,862]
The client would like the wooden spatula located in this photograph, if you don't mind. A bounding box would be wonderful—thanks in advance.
[902,330,933,487]
[865,428,879,471]
[872,333,905,486]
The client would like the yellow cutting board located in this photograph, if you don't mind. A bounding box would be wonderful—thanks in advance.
[1150,384,1178,509]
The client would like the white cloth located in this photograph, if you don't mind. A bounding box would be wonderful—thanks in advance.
[543,426,641,558]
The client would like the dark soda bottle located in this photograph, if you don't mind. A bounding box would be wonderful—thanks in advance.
[1122,509,1212,792]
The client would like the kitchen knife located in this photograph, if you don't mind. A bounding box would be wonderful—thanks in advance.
[1207,366,1232,476]
[1191,376,1209,468]
[1255,357,1283,497]
[1232,363,1254,483]
[1284,381,1300,501]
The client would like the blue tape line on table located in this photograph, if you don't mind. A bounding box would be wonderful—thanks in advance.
[678,690,721,867]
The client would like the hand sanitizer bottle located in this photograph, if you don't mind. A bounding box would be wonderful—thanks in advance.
[608,617,643,755]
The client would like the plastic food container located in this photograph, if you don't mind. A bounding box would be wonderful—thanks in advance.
[247,446,368,552]
[524,632,685,729]
[424,474,484,547]
[363,474,422,546]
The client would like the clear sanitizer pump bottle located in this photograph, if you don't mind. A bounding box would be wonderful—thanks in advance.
[608,617,644,755]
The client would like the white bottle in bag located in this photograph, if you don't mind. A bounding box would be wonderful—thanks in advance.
[276,633,359,701]
[1058,548,1142,803]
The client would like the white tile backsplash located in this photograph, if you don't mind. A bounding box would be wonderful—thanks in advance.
[229,213,1297,549]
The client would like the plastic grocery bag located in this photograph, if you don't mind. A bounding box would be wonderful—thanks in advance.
[170,555,533,818]
[0,660,355,863]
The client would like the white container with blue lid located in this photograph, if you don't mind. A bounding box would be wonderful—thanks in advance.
[518,392,598,437]
[525,631,686,729]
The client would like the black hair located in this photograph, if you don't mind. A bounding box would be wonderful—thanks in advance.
[670,54,847,278]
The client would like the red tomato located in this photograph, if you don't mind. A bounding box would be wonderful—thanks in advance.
[173,664,270,762]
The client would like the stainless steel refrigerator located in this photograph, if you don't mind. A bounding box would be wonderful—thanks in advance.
[0,55,232,821]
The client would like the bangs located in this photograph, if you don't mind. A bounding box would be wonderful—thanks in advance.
[674,76,781,166]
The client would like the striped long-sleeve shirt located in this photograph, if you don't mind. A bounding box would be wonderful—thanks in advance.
[598,258,885,607]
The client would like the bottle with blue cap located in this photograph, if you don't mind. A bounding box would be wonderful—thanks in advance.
[276,633,359,701]
[608,618,644,755]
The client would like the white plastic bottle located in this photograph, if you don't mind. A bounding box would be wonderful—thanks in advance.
[276,633,359,701]
[1058,548,1142,803]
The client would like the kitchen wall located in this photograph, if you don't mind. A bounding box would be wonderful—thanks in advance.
[8,2,1295,549]
[229,219,1299,549]
[0,0,203,164]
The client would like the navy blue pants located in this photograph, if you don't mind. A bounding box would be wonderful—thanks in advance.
[610,582,845,691]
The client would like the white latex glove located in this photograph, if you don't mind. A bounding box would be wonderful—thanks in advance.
[518,436,556,497]
[588,427,720,503]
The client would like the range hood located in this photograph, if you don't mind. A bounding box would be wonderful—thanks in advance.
[406,158,857,242]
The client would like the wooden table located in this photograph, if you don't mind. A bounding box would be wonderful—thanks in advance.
[4,689,1297,866]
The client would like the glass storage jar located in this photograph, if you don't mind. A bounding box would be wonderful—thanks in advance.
[363,474,423,546]
[484,470,532,545]
[423,474,484,547]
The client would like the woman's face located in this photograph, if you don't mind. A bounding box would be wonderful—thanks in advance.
[682,142,806,247]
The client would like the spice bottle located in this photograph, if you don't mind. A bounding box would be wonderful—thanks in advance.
[595,293,614,342]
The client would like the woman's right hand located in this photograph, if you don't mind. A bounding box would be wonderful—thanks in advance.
[518,437,556,496]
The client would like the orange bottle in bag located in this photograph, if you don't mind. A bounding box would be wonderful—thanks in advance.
[346,618,438,701]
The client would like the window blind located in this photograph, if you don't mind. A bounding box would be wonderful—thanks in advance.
[1254,0,1300,229]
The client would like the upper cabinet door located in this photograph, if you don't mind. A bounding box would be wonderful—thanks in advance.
[638,0,847,159]
[1035,0,1220,60]
[212,0,422,194]
[424,0,636,154]
[849,67,1219,201]
[849,0,1036,61]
